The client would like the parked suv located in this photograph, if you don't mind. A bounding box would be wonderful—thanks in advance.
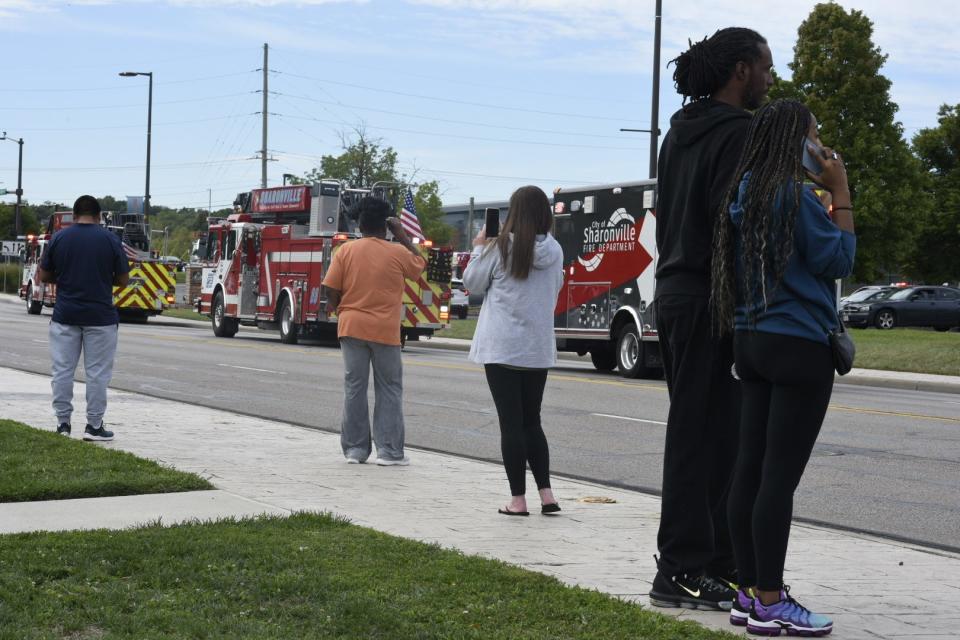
[450,278,469,320]
[842,285,960,331]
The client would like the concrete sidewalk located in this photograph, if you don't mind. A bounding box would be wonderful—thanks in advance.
[2,367,958,639]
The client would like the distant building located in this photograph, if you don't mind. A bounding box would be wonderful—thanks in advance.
[441,199,509,251]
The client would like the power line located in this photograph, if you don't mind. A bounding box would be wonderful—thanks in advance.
[0,92,255,112]
[272,90,634,140]
[274,70,641,123]
[274,113,643,151]
[17,114,255,133]
[0,71,258,93]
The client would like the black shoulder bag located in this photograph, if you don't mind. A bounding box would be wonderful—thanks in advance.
[796,297,856,376]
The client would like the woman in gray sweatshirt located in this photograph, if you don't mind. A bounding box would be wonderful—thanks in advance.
[463,185,565,516]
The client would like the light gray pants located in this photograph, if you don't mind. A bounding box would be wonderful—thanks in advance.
[339,337,405,462]
[49,321,119,428]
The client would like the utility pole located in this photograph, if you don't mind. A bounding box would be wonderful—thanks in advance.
[466,197,475,251]
[208,188,212,214]
[649,0,662,179]
[261,42,269,188]
[0,133,24,236]
[620,0,663,179]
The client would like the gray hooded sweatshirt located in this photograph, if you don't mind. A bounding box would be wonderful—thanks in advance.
[464,233,564,369]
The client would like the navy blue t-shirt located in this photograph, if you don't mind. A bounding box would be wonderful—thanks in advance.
[40,223,130,326]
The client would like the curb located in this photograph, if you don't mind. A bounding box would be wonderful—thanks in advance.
[415,337,960,395]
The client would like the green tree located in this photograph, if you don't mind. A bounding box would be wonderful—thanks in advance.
[785,3,925,282]
[908,104,960,283]
[303,127,398,187]
[411,181,451,245]
[0,202,42,239]
[300,127,454,244]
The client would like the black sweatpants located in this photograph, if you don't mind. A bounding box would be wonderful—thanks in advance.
[484,364,551,496]
[728,330,834,590]
[654,294,740,578]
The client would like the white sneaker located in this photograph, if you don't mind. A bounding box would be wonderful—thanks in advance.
[345,457,362,464]
[375,456,410,466]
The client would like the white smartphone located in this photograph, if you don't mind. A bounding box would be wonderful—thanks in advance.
[802,137,825,176]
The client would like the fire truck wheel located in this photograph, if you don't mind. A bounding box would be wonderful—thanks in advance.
[25,284,42,315]
[212,291,238,338]
[590,347,616,371]
[616,323,650,379]
[279,297,299,345]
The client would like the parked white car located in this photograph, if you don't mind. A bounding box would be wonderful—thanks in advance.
[450,278,469,319]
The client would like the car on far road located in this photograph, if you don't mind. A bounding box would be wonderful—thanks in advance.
[842,285,960,331]
[450,278,469,320]
[839,286,896,313]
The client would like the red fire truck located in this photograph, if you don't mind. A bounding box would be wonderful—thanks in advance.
[196,181,452,344]
[20,210,175,320]
[552,180,661,378]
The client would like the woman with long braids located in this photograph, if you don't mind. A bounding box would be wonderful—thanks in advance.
[712,99,854,636]
[464,186,564,516]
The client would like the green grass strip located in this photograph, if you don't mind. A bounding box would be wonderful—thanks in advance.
[161,308,209,322]
[850,328,960,376]
[0,512,735,639]
[0,420,212,503]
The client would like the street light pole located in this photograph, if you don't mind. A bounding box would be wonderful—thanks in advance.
[649,0,662,179]
[119,71,153,226]
[0,133,24,236]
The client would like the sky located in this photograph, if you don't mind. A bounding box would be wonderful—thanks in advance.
[0,0,957,216]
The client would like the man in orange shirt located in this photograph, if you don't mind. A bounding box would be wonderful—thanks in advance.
[322,196,427,466]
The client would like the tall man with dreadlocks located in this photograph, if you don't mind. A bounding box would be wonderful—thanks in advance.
[649,27,773,611]
[712,99,851,636]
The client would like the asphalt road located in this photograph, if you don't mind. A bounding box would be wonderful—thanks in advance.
[2,296,959,552]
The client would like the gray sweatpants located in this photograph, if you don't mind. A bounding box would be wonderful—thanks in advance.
[49,321,119,428]
[339,336,405,462]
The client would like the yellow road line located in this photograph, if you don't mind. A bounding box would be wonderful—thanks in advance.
[828,404,960,424]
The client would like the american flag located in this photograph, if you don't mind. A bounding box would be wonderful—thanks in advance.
[400,189,425,241]
[122,242,144,262]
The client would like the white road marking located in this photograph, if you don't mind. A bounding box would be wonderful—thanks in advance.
[590,412,666,426]
[216,364,287,375]
[31,339,48,344]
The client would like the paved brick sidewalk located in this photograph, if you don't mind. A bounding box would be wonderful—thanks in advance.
[2,367,958,638]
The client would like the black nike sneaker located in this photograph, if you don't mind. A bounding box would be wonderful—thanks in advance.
[709,567,739,592]
[649,557,736,611]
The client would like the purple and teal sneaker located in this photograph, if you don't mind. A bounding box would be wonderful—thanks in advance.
[730,588,754,626]
[747,587,833,636]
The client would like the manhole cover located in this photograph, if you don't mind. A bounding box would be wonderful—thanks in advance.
[577,496,618,504]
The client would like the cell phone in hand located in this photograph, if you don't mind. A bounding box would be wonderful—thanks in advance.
[484,208,500,238]
[802,137,825,176]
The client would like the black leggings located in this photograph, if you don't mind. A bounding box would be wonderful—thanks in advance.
[484,364,551,496]
[728,331,835,590]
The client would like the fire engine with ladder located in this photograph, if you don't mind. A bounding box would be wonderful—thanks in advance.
[552,179,662,378]
[195,181,453,344]
[19,210,176,321]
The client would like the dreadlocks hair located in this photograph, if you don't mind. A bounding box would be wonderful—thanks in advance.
[710,99,814,335]
[670,27,767,104]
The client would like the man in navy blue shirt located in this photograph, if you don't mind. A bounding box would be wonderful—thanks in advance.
[39,195,130,441]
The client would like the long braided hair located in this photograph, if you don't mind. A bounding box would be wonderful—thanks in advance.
[711,99,813,334]
[671,27,767,104]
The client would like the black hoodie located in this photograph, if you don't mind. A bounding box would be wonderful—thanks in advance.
[654,99,751,298]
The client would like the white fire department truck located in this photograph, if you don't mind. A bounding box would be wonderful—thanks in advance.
[552,179,661,378]
[196,182,452,344]
[20,211,176,321]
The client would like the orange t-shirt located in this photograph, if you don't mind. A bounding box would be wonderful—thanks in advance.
[322,237,426,346]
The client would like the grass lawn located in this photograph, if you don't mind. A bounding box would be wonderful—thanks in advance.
[849,328,960,376]
[0,420,212,503]
[437,317,477,340]
[0,512,734,640]
[174,270,186,285]
[162,307,209,322]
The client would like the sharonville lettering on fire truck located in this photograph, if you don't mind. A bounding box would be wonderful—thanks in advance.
[196,182,453,344]
[553,180,661,378]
